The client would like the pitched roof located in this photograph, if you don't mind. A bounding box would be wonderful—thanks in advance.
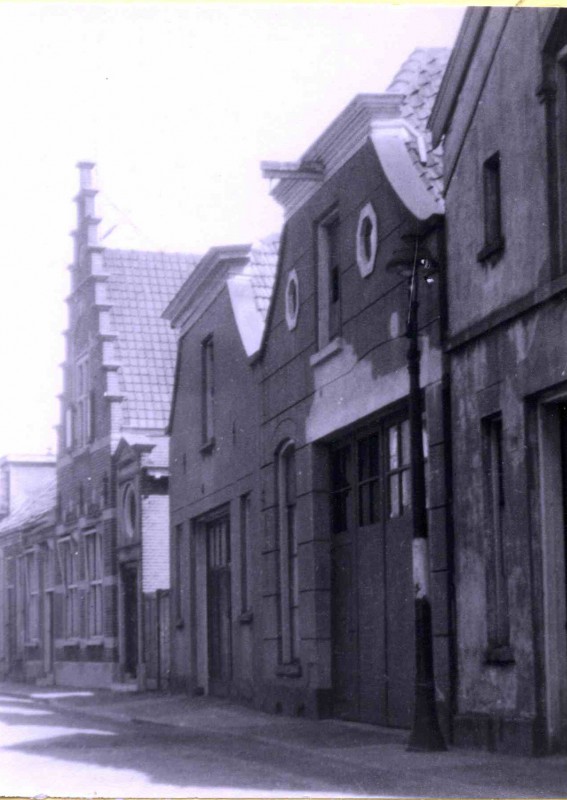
[386,47,451,205]
[240,234,279,320]
[0,476,56,535]
[105,249,200,430]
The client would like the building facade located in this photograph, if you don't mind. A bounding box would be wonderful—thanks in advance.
[254,49,454,731]
[430,7,567,753]
[51,163,198,688]
[165,238,278,702]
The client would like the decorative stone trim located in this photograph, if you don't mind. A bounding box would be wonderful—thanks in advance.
[356,202,378,278]
[309,336,344,368]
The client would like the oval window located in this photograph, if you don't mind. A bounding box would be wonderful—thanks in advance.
[356,202,378,278]
[285,270,299,331]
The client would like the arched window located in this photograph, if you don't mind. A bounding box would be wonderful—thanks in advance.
[277,441,300,664]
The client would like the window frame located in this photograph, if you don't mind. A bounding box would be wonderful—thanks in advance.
[59,538,81,640]
[276,441,300,669]
[201,335,215,450]
[73,353,92,450]
[477,151,505,262]
[316,209,342,350]
[85,530,103,639]
[240,493,252,616]
[23,549,40,644]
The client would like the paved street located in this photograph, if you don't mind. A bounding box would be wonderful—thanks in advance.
[0,683,565,798]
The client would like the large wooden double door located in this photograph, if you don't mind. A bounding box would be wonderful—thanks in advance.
[207,515,232,697]
[330,414,415,728]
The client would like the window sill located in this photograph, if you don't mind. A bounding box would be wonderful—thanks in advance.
[275,661,302,678]
[484,643,515,665]
[477,236,505,264]
[238,610,254,625]
[309,337,344,368]
[86,636,104,645]
[200,438,215,455]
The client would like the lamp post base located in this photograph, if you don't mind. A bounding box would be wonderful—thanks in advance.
[407,596,447,752]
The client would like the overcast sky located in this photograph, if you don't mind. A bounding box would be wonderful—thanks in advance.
[0,3,463,456]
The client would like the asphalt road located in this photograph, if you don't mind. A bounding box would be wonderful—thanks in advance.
[0,689,565,798]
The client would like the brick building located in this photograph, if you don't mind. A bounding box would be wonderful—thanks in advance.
[53,162,198,688]
[254,49,453,730]
[430,8,567,753]
[165,238,278,701]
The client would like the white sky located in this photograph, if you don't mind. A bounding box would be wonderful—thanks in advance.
[0,2,464,456]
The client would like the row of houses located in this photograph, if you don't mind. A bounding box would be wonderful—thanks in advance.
[1,8,566,755]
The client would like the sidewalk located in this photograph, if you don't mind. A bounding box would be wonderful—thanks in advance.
[0,681,565,798]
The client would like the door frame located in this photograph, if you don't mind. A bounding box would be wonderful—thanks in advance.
[120,561,140,679]
[192,505,232,697]
[329,405,414,726]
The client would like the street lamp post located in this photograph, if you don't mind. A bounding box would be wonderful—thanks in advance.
[387,238,447,753]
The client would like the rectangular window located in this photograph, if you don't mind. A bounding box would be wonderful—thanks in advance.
[240,494,251,614]
[358,434,381,526]
[317,212,341,349]
[60,539,80,638]
[482,415,511,656]
[201,336,214,446]
[23,551,39,642]
[278,444,299,665]
[75,355,90,449]
[85,532,103,637]
[387,419,411,518]
[478,152,504,261]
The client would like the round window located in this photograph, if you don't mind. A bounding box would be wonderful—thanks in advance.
[285,269,299,331]
[123,483,137,539]
[356,202,378,278]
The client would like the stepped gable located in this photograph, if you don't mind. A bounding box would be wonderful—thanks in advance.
[243,234,280,319]
[386,47,451,205]
[0,476,56,534]
[106,249,200,430]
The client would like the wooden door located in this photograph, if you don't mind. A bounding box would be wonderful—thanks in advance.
[383,418,415,728]
[330,415,414,728]
[123,565,138,678]
[207,516,232,696]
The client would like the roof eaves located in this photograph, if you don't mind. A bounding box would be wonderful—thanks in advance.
[163,244,252,327]
[428,8,489,146]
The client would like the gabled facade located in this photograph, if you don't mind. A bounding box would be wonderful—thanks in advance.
[255,49,454,730]
[430,8,567,753]
[53,162,199,688]
[165,238,278,701]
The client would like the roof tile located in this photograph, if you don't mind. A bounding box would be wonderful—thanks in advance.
[386,47,451,204]
[105,249,199,430]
